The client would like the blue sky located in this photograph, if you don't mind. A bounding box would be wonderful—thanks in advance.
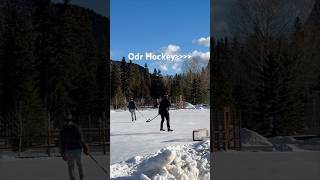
[111,0,210,75]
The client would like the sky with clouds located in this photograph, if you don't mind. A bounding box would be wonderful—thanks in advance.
[111,0,210,75]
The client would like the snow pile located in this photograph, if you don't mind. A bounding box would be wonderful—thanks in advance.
[307,138,320,145]
[0,154,16,160]
[184,102,196,109]
[110,140,210,180]
[241,129,320,152]
[241,128,273,147]
[269,136,299,151]
[295,137,320,151]
[269,136,297,144]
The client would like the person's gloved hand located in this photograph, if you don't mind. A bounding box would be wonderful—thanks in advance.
[83,144,90,155]
[62,154,67,161]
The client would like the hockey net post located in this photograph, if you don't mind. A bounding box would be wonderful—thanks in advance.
[193,128,209,141]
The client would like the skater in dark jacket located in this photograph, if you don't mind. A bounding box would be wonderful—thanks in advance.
[159,95,173,131]
[60,115,89,180]
[128,98,137,121]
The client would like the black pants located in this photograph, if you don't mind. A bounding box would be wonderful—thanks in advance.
[160,112,170,129]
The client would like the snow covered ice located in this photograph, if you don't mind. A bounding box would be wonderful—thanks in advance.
[110,109,210,164]
[110,109,210,179]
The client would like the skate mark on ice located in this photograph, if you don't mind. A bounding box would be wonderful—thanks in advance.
[162,138,191,143]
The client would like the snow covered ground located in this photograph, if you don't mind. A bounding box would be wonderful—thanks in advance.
[1,109,319,180]
[212,128,320,180]
[213,151,320,180]
[110,109,210,164]
[111,140,210,180]
[0,155,108,180]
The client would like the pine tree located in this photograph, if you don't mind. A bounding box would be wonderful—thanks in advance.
[111,64,121,98]
[142,63,151,102]
[191,76,204,104]
[115,86,125,109]
[120,57,129,98]
[31,0,56,154]
[151,68,165,98]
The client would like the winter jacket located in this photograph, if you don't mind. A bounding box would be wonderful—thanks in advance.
[158,99,171,115]
[60,123,84,153]
[128,101,137,110]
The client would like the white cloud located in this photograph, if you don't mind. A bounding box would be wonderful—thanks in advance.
[172,62,182,73]
[192,36,210,47]
[159,64,168,72]
[164,44,181,55]
[110,49,114,59]
[190,50,210,62]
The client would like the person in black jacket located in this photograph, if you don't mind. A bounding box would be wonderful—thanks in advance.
[60,115,89,180]
[159,95,173,131]
[128,98,137,121]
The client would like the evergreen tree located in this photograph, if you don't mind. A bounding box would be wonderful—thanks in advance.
[115,86,125,109]
[111,64,121,98]
[142,63,151,102]
[191,76,204,104]
[31,0,57,154]
[120,57,128,98]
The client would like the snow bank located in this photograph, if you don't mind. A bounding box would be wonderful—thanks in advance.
[269,136,298,144]
[184,102,196,109]
[0,154,16,160]
[241,129,320,152]
[110,140,210,180]
[241,128,273,147]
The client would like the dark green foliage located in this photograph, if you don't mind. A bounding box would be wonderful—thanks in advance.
[0,1,109,150]
[1,2,46,150]
[120,57,129,97]
[212,12,316,136]
[110,59,209,108]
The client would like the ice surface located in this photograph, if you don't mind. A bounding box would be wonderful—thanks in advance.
[213,151,320,180]
[0,155,108,180]
[110,109,210,164]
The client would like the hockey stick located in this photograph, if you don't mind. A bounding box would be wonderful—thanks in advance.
[146,114,159,122]
[88,154,109,176]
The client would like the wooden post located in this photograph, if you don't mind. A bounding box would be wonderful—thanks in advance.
[223,106,230,150]
[102,112,106,155]
[47,111,51,157]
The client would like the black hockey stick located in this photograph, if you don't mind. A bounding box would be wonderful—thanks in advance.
[88,154,109,176]
[146,114,159,122]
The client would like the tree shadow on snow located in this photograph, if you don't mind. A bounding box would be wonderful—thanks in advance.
[112,121,136,124]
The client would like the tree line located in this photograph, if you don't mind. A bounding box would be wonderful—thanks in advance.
[110,57,210,109]
[0,0,109,151]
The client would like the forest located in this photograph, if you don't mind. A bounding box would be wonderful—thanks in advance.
[212,0,320,136]
[0,0,109,151]
[110,57,210,109]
